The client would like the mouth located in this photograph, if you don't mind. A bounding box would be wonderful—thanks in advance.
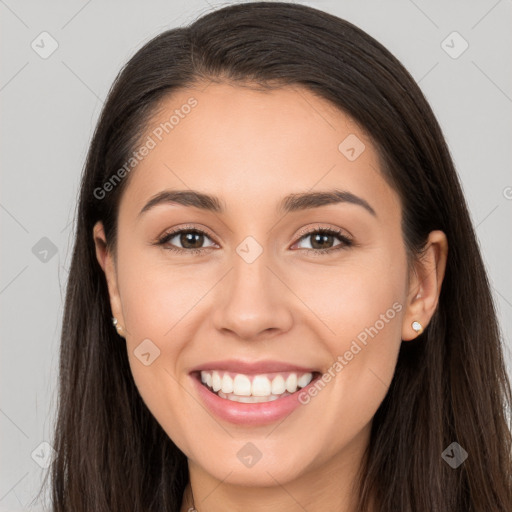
[192,370,322,404]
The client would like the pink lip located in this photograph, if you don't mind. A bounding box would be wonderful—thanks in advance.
[189,359,319,375]
[190,371,321,426]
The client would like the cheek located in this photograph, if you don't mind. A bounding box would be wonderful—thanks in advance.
[117,244,213,342]
[290,251,406,422]
[289,248,405,344]
[113,247,198,399]
[115,256,200,447]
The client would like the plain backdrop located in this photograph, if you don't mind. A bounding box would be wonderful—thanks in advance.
[1,0,511,510]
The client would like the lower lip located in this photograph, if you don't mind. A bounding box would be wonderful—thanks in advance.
[190,373,320,426]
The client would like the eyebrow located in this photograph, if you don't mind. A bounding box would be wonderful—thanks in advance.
[138,188,376,218]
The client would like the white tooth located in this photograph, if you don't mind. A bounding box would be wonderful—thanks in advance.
[298,372,313,388]
[212,371,222,392]
[286,373,298,393]
[237,395,257,403]
[200,371,207,384]
[241,395,274,403]
[252,375,272,396]
[205,373,212,388]
[233,374,252,396]
[217,391,289,403]
[221,373,234,394]
[271,375,286,395]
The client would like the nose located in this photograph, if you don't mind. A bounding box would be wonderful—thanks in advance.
[212,250,294,341]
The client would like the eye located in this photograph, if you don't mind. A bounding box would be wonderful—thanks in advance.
[292,226,353,254]
[154,224,353,256]
[155,225,217,255]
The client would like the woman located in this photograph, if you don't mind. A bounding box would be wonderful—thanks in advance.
[42,2,512,511]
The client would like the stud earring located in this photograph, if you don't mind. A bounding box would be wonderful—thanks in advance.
[112,317,124,337]
[411,321,423,335]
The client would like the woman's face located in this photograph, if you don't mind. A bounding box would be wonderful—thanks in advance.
[94,83,440,490]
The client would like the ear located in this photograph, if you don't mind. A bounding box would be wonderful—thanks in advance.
[93,221,126,336]
[402,230,448,341]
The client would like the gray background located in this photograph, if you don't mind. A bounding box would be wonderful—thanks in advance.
[1,0,511,510]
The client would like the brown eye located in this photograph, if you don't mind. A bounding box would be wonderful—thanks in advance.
[176,231,206,249]
[294,228,353,254]
[157,227,216,254]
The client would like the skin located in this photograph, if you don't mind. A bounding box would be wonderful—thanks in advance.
[93,82,448,512]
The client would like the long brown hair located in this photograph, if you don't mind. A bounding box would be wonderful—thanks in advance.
[40,2,512,510]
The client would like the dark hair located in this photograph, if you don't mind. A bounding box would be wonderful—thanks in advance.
[40,2,512,511]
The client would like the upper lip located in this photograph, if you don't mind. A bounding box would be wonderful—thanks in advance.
[190,359,319,375]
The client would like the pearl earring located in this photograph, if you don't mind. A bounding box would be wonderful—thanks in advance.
[112,317,124,337]
[411,321,423,335]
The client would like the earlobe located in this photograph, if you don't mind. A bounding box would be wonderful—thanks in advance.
[93,221,126,336]
[402,230,448,341]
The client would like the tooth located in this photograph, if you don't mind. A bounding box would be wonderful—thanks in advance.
[233,374,251,396]
[237,395,260,403]
[286,373,298,393]
[271,375,286,395]
[212,371,222,392]
[216,390,292,403]
[202,370,313,397]
[237,395,275,403]
[298,372,313,388]
[221,373,234,394]
[252,375,272,396]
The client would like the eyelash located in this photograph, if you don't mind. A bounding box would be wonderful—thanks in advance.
[154,224,353,256]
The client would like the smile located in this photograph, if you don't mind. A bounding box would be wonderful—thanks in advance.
[199,370,316,403]
[190,360,323,425]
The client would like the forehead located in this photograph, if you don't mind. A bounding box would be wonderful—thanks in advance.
[119,82,400,222]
